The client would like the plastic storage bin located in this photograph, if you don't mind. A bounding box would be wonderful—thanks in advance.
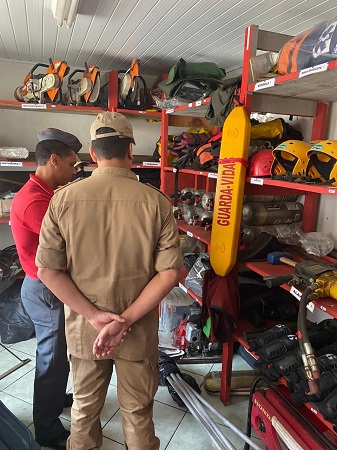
[160,287,194,336]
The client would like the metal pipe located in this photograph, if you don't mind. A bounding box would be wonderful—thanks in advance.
[173,373,263,450]
[169,374,236,450]
[168,374,233,450]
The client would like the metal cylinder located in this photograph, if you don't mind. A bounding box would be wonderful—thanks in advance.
[242,202,303,225]
[243,194,298,203]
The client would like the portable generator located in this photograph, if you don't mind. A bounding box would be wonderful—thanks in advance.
[250,384,337,450]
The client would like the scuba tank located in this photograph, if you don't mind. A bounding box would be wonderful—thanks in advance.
[243,194,299,203]
[242,202,303,225]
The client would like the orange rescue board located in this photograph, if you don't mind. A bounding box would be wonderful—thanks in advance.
[210,106,251,276]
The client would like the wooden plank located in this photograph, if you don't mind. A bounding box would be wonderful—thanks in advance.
[251,93,317,117]
[257,29,293,53]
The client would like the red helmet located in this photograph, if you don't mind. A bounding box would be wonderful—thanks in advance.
[248,149,273,177]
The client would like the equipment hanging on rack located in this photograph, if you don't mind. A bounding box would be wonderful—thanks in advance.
[66,62,100,106]
[118,58,147,110]
[14,58,69,103]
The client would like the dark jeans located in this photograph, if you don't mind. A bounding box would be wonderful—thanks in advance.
[21,276,69,441]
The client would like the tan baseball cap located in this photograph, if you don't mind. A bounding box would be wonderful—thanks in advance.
[90,112,135,144]
[74,155,90,168]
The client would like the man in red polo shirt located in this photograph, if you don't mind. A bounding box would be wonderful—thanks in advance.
[10,129,81,450]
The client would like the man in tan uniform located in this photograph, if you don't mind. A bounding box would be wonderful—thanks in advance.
[36,112,183,450]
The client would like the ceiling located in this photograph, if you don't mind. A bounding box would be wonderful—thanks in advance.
[1,0,337,79]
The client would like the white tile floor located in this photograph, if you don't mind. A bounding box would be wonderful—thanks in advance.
[0,337,263,450]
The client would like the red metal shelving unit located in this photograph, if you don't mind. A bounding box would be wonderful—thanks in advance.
[175,220,211,247]
[219,23,336,406]
[215,23,337,440]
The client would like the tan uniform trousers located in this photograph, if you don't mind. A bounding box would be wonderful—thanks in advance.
[67,352,160,450]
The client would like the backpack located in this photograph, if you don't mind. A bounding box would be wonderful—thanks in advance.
[191,131,222,171]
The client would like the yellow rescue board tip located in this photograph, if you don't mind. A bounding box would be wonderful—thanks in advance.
[210,106,251,277]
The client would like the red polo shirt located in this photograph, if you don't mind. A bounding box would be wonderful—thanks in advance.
[10,174,54,279]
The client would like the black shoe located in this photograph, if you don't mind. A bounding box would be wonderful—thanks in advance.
[64,393,73,408]
[36,430,70,450]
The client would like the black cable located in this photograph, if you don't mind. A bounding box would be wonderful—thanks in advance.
[243,376,264,450]
[297,286,312,363]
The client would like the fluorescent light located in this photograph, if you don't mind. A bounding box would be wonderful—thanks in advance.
[51,0,80,28]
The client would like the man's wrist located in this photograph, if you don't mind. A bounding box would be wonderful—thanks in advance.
[120,315,132,329]
[84,304,99,322]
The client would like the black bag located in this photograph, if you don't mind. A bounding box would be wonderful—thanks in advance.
[158,351,201,407]
[0,400,40,449]
[0,280,35,344]
[278,17,337,75]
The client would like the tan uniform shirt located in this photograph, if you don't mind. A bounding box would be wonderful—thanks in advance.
[36,167,183,360]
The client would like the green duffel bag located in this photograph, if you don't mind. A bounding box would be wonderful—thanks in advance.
[158,58,226,101]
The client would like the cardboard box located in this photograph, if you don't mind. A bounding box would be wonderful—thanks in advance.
[0,199,13,217]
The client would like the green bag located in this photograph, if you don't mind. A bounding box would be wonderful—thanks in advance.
[205,76,241,127]
[158,58,226,102]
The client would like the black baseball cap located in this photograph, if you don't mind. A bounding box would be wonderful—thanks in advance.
[37,128,82,153]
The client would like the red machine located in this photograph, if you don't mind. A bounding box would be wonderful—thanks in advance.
[251,386,337,450]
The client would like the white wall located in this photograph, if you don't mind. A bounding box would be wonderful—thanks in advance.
[317,102,337,244]
[0,108,162,157]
